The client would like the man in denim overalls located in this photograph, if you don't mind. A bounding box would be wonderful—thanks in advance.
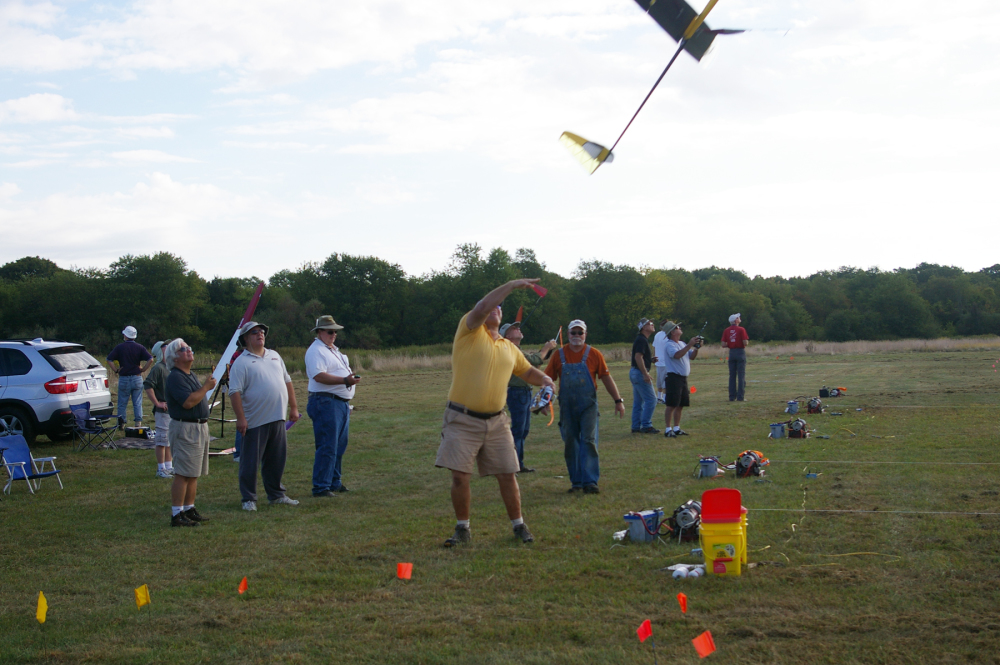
[544,320,625,494]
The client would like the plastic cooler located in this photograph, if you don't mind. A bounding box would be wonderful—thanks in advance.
[623,509,663,543]
[699,488,745,576]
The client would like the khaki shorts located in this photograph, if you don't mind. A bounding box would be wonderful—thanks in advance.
[655,366,668,391]
[153,411,171,447]
[169,420,210,478]
[435,406,519,476]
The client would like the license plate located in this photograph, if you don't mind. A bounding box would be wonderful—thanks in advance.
[85,379,98,391]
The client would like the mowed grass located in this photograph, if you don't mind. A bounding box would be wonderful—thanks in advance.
[3,347,1000,664]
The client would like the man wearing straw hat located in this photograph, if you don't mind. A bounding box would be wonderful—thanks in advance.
[229,321,301,511]
[305,315,361,498]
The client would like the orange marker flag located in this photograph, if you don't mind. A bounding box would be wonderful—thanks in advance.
[36,591,48,624]
[790,356,794,360]
[692,630,717,658]
[397,563,413,580]
[238,577,248,595]
[677,592,688,613]
[636,619,653,642]
[134,584,151,610]
[690,386,697,394]
[515,305,524,323]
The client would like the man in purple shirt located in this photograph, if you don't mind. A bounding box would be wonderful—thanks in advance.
[107,325,153,426]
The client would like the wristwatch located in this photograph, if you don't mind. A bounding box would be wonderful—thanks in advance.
[614,398,624,404]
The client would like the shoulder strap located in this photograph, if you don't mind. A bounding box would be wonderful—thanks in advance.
[582,345,591,362]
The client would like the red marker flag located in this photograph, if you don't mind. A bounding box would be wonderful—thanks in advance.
[692,630,717,658]
[532,284,548,297]
[397,563,413,580]
[238,577,248,595]
[690,386,697,394]
[677,592,688,613]
[636,619,653,642]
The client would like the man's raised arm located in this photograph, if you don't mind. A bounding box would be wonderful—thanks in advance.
[466,279,541,330]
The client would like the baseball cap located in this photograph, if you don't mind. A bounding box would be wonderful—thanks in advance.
[499,322,521,337]
[568,319,587,333]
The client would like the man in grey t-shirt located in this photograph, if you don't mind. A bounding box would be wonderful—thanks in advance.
[229,321,301,511]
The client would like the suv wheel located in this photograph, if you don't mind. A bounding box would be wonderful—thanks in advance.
[0,407,36,443]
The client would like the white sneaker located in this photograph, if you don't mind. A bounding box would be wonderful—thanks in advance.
[269,496,300,506]
[242,501,257,511]
[156,469,171,478]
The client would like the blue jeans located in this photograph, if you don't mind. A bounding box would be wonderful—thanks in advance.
[234,430,243,459]
[507,387,532,467]
[629,367,656,430]
[728,348,747,401]
[308,393,350,494]
[117,375,144,424]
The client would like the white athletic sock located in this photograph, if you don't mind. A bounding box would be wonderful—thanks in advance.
[673,425,681,432]
[157,463,166,471]
[171,506,183,516]
[183,504,193,512]
[456,519,470,529]
[165,461,173,470]
[511,517,524,528]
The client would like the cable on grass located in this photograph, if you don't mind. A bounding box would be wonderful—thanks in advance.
[755,508,1000,516]
[816,552,901,562]
[770,460,1000,465]
[837,428,857,436]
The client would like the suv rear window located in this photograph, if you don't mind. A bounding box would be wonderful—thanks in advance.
[40,347,104,372]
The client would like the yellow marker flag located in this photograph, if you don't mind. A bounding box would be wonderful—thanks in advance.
[135,584,151,610]
[37,591,48,624]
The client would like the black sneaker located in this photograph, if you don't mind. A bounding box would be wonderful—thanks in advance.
[664,430,676,438]
[518,466,535,473]
[640,427,659,434]
[334,485,350,493]
[513,523,534,543]
[583,485,600,494]
[676,429,689,436]
[443,525,471,547]
[171,512,198,527]
[313,490,337,498]
[184,507,209,523]
[567,486,583,493]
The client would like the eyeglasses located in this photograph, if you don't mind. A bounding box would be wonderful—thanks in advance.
[179,346,193,353]
[569,331,585,336]
[321,329,337,335]
[248,329,266,336]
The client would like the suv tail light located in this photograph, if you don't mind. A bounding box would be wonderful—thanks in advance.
[44,376,80,394]
[104,378,109,388]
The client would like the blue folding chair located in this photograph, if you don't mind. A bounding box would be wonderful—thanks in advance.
[1,434,63,495]
[70,401,122,451]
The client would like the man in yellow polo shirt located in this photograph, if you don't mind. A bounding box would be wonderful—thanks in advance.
[436,278,556,547]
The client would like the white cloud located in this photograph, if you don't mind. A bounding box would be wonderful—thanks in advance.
[116,126,175,139]
[0,93,78,123]
[0,182,21,199]
[111,150,198,163]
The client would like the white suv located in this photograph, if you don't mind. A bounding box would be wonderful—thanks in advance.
[0,339,114,443]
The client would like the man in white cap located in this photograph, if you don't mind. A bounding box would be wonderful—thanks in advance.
[722,313,749,401]
[436,279,555,548]
[229,321,301,511]
[500,321,557,473]
[544,319,625,494]
[661,321,701,437]
[106,325,154,426]
[305,315,360,497]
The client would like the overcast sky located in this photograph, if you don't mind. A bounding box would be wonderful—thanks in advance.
[1,0,997,281]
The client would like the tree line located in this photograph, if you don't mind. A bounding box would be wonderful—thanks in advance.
[1,248,998,356]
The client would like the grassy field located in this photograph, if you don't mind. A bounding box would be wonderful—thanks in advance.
[3,344,1000,663]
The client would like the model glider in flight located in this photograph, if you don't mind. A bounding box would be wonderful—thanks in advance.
[560,0,744,174]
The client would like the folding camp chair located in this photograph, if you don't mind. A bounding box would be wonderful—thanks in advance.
[70,401,122,451]
[1,434,64,495]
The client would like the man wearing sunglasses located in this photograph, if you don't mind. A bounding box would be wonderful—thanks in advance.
[436,279,555,548]
[229,321,301,511]
[305,315,359,498]
[544,320,625,494]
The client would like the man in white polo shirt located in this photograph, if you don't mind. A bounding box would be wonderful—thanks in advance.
[305,315,361,498]
[229,321,301,511]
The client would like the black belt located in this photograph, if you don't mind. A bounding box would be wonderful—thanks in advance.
[447,402,503,420]
[667,373,688,377]
[310,392,351,402]
[176,418,208,424]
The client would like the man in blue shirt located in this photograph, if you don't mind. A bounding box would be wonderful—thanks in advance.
[107,325,153,426]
